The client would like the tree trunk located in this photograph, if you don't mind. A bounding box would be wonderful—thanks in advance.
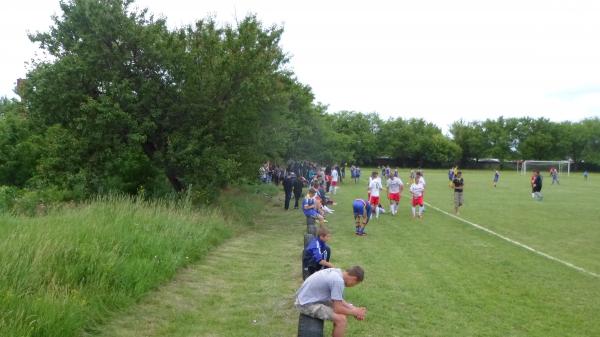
[166,168,185,192]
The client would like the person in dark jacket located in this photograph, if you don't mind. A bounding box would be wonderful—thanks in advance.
[531,170,543,200]
[283,172,295,210]
[293,175,305,209]
[303,226,334,278]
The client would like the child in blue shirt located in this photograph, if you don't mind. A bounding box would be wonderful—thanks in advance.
[303,189,325,226]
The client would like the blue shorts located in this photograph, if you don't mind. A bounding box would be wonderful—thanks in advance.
[304,210,318,218]
[353,200,371,218]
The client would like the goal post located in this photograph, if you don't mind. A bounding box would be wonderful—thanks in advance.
[521,160,571,176]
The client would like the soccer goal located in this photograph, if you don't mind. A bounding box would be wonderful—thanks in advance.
[520,160,571,176]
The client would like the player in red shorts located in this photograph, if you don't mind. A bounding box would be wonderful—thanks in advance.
[409,179,425,219]
[331,166,339,194]
[368,171,383,219]
[386,174,404,216]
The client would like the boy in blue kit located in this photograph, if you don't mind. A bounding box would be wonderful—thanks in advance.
[352,198,371,236]
[303,189,325,226]
[493,170,500,187]
[302,227,334,279]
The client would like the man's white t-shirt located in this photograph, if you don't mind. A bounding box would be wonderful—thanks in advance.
[410,182,424,198]
[369,177,383,197]
[332,169,339,182]
[296,268,344,305]
[387,177,404,194]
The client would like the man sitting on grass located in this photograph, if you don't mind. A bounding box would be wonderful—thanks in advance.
[295,266,367,337]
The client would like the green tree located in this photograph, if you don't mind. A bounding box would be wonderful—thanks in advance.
[481,117,513,160]
[327,111,381,165]
[0,98,42,187]
[449,120,486,164]
[24,0,314,198]
[579,118,600,165]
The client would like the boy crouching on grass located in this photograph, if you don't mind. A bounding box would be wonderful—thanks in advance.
[295,266,367,337]
[303,188,325,226]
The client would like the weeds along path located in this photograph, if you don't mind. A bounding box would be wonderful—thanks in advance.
[91,195,301,337]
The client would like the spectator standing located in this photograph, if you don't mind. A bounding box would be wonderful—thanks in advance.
[293,176,305,209]
[283,172,295,210]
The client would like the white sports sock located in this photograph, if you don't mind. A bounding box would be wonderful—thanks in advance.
[419,206,424,216]
[412,207,416,217]
[376,205,380,218]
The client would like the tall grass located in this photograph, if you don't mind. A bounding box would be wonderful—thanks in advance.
[0,184,275,337]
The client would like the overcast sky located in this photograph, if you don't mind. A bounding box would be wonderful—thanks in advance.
[2,0,599,133]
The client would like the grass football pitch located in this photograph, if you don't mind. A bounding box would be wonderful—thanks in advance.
[94,169,600,337]
[324,169,600,336]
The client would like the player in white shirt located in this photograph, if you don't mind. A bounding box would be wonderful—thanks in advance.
[330,168,339,194]
[418,172,426,187]
[417,171,426,212]
[386,175,404,215]
[409,179,425,219]
[368,172,383,219]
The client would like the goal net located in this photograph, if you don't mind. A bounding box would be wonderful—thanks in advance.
[520,160,571,176]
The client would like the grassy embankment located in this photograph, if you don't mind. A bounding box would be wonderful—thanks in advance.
[0,184,276,337]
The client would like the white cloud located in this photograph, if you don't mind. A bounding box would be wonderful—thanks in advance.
[1,0,599,133]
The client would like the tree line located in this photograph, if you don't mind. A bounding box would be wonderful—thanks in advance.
[1,0,598,204]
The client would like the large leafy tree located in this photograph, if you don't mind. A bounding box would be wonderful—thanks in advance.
[449,120,486,164]
[23,0,312,198]
[579,118,600,166]
[327,111,381,165]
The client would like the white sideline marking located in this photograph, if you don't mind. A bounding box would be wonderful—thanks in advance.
[425,202,600,279]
